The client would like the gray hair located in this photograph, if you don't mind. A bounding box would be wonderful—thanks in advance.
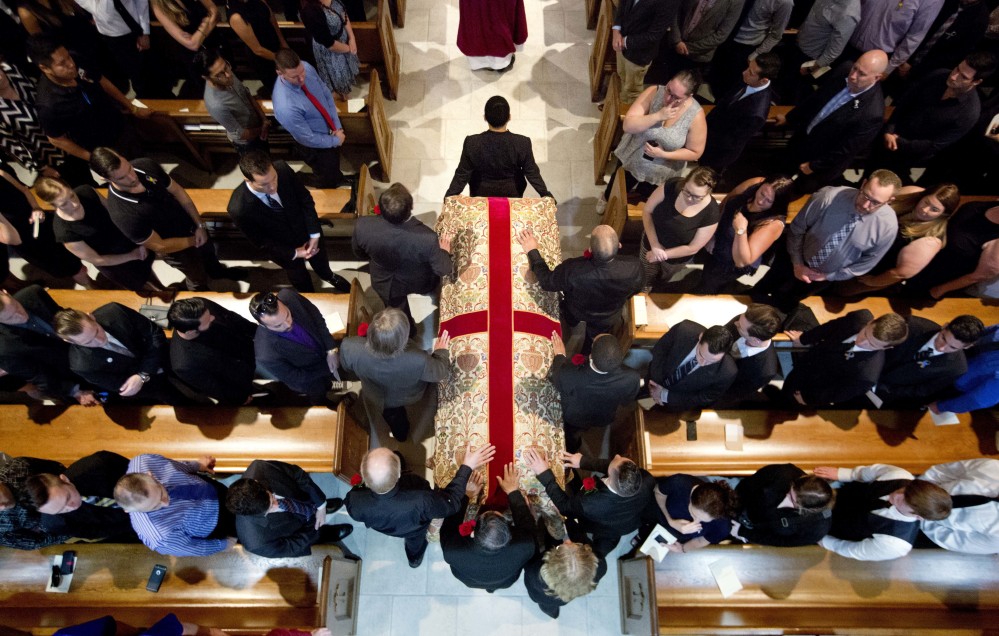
[365,308,410,357]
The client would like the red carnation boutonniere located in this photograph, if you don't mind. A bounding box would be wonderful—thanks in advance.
[357,322,369,337]
[350,473,363,487]
[459,520,477,537]
[571,354,586,366]
[582,477,598,493]
[583,249,593,260]
[373,205,381,215]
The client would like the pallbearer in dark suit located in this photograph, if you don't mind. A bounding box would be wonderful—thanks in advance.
[647,321,737,412]
[228,151,351,293]
[873,315,984,408]
[445,96,552,199]
[782,310,908,407]
[715,304,783,406]
[549,332,641,453]
[523,529,607,619]
[525,449,656,558]
[225,459,352,558]
[440,463,537,592]
[167,297,259,405]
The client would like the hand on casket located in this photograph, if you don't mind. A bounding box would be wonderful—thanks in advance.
[550,331,566,357]
[496,462,521,494]
[461,443,497,470]
[523,448,550,476]
[515,228,539,253]
[466,470,484,496]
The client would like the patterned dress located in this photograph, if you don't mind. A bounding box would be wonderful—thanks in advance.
[307,0,360,96]
[0,62,64,173]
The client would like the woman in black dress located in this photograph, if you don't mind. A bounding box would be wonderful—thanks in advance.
[640,474,737,553]
[732,464,834,547]
[908,200,999,299]
[151,0,220,96]
[227,0,288,92]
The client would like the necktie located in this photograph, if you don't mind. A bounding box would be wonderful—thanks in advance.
[111,0,143,36]
[910,7,961,67]
[683,0,715,38]
[264,194,282,210]
[664,353,698,389]
[913,348,935,362]
[730,86,747,105]
[301,84,338,133]
[279,497,315,520]
[103,340,135,358]
[84,495,119,508]
[807,86,853,134]
[950,494,997,508]
[807,213,861,268]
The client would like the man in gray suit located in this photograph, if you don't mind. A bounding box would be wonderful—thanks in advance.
[647,0,745,84]
[337,308,450,442]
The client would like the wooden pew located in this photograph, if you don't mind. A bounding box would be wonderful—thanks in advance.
[0,399,369,477]
[587,0,616,101]
[593,72,624,185]
[585,0,603,30]
[633,407,998,477]
[618,547,999,635]
[0,544,360,632]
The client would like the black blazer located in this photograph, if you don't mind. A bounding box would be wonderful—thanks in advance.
[170,300,258,405]
[701,84,773,172]
[734,463,832,547]
[66,303,169,399]
[40,451,136,542]
[877,316,967,407]
[614,0,674,66]
[648,320,738,411]
[352,215,452,307]
[345,465,472,539]
[440,490,538,590]
[234,460,327,558]
[550,353,640,428]
[786,61,885,182]
[783,310,885,406]
[716,318,780,405]
[528,250,645,337]
[445,130,551,199]
[253,288,337,400]
[227,161,322,265]
[0,285,79,401]
[524,549,608,613]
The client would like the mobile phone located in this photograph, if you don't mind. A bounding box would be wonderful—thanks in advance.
[146,564,167,593]
[60,550,76,575]
[50,565,61,588]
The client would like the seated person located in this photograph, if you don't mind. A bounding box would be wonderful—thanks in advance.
[640,474,737,554]
[733,464,834,546]
[716,304,784,406]
[931,324,999,414]
[549,332,641,453]
[647,321,737,412]
[783,311,908,407]
[0,455,69,549]
[440,463,537,592]
[919,458,999,554]
[815,463,952,561]
[225,459,352,558]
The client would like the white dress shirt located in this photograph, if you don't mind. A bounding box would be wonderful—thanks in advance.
[921,459,999,554]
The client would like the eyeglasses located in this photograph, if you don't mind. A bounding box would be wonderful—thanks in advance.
[211,61,232,81]
[858,189,888,207]
[682,188,709,202]
[249,292,278,320]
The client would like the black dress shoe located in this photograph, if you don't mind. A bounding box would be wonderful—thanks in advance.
[539,604,560,619]
[408,551,424,568]
[318,523,353,543]
[326,497,344,513]
[326,274,352,293]
[217,266,251,281]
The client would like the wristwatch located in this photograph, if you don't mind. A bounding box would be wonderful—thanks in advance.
[735,227,747,236]
[137,372,151,383]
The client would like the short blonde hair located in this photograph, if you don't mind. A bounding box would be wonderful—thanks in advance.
[540,543,600,603]
[34,176,71,204]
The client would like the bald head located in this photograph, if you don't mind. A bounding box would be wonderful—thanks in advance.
[361,448,401,494]
[847,50,888,93]
[590,225,619,261]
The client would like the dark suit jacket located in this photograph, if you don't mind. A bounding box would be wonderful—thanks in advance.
[524,548,608,612]
[667,0,745,62]
[528,250,645,339]
[717,318,780,404]
[539,457,655,543]
[227,161,321,266]
[66,303,169,400]
[783,310,885,406]
[648,320,738,411]
[445,130,551,199]
[440,490,537,590]
[550,354,640,428]
[170,300,258,405]
[614,0,674,66]
[909,0,989,76]
[338,336,449,409]
[877,316,967,407]
[253,288,336,400]
[345,465,472,539]
[701,84,773,171]
[40,451,136,542]
[786,61,885,183]
[234,460,327,558]
[0,285,80,401]
[352,215,452,307]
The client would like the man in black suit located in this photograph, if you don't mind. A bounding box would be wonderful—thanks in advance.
[716,303,784,406]
[647,321,738,412]
[779,49,888,194]
[352,183,453,331]
[518,224,644,353]
[225,459,352,558]
[440,463,537,592]
[53,304,181,404]
[701,53,781,177]
[895,0,990,88]
[345,443,496,568]
[872,315,984,408]
[228,151,351,293]
[250,289,340,404]
[167,297,259,405]
[25,450,137,542]
[445,96,552,199]
[611,0,673,102]
[783,310,908,407]
[0,286,98,406]
[550,333,642,453]
[525,448,655,558]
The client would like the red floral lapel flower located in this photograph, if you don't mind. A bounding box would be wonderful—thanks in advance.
[357,322,369,337]
[459,520,477,537]
[350,473,363,487]
[373,205,381,215]
[571,354,586,366]
[583,249,593,259]
[582,477,598,493]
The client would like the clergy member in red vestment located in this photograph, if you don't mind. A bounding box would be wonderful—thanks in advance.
[457,0,528,71]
